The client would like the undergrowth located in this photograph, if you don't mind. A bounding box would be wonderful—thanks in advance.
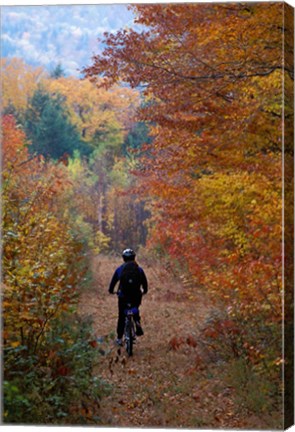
[199,308,283,428]
[3,313,111,425]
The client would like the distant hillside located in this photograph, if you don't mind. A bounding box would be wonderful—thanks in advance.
[1,4,136,76]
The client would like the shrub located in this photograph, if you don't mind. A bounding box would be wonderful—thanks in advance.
[3,314,110,425]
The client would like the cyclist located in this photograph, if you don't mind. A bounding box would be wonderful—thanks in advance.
[108,248,148,346]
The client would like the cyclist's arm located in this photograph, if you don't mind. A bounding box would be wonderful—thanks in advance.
[140,269,148,294]
[109,269,119,294]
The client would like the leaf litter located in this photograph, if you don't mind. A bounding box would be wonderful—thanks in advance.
[78,254,265,428]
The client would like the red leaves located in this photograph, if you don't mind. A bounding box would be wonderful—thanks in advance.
[220,320,240,335]
[56,365,71,377]
[186,335,198,348]
[168,336,185,351]
[83,3,283,394]
[201,319,241,339]
[89,340,98,348]
[168,335,198,351]
[203,328,219,339]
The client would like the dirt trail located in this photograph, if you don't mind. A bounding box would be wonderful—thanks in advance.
[78,254,243,428]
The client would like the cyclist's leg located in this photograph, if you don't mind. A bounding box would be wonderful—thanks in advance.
[133,308,141,323]
[135,317,144,336]
[133,291,142,321]
[133,298,144,336]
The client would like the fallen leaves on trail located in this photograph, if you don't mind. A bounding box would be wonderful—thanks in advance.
[78,254,270,429]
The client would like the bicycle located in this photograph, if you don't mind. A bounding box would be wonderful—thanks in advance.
[123,303,139,356]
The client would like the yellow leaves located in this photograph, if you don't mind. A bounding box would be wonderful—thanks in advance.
[2,117,87,352]
[20,313,36,322]
[94,230,111,254]
[196,170,281,252]
[10,341,21,348]
[1,58,46,112]
[46,75,139,144]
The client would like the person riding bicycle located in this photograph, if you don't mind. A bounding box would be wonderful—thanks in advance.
[108,248,148,346]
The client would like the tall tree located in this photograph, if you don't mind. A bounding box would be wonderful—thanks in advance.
[24,86,87,159]
[1,57,46,114]
[50,63,66,79]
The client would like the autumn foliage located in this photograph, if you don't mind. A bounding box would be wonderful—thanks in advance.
[1,1,293,426]
[2,115,108,423]
[1,57,45,114]
[3,115,79,346]
[1,58,146,424]
[84,1,293,412]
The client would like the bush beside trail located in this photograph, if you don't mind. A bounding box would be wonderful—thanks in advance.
[2,115,109,425]
[4,315,110,424]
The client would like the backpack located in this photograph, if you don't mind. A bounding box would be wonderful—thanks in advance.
[119,262,141,300]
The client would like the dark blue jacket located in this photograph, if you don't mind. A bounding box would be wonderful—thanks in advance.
[108,262,148,297]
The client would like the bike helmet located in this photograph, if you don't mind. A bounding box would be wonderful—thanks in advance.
[122,248,136,261]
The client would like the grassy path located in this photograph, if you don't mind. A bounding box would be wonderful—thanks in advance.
[78,254,253,428]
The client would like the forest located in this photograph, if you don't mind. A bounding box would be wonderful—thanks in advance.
[2,2,294,428]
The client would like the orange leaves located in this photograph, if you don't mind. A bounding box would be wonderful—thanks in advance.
[84,3,285,386]
[2,115,29,169]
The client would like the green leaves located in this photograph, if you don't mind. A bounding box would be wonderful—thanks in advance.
[3,315,108,424]
[24,86,85,160]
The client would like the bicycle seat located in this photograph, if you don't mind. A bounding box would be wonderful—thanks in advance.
[124,306,139,315]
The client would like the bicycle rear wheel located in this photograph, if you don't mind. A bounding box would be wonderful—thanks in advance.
[125,321,133,356]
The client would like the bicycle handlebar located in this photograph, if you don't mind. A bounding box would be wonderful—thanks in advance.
[110,289,146,295]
